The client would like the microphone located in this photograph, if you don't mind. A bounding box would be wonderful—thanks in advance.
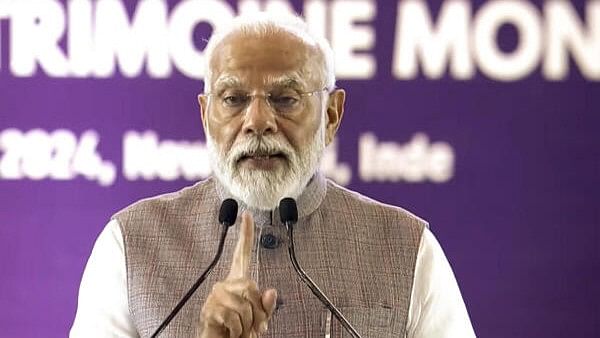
[279,198,362,338]
[150,198,238,338]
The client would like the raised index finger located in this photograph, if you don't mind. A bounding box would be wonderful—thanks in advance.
[228,211,254,280]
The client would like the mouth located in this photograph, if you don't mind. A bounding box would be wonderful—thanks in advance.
[237,151,287,170]
[238,151,286,161]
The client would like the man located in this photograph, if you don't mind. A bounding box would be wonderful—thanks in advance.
[71,13,475,338]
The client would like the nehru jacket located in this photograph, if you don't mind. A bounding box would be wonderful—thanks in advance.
[71,173,475,337]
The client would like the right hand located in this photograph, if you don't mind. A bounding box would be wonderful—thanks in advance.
[199,211,278,338]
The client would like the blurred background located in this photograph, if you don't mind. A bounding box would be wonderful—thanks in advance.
[1,0,598,336]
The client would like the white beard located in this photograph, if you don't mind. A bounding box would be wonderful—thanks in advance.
[206,116,326,210]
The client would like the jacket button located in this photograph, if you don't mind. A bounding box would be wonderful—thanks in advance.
[260,233,280,249]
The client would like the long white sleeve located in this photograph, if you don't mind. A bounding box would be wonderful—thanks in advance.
[406,228,476,337]
[70,220,139,338]
[70,221,474,337]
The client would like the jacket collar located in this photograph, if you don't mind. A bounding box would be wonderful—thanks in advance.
[213,172,328,226]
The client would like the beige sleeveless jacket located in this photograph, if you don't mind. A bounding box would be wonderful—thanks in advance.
[113,174,426,337]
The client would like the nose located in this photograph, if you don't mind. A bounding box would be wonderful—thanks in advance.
[241,95,278,136]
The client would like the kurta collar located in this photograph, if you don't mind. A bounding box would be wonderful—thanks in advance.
[213,172,327,226]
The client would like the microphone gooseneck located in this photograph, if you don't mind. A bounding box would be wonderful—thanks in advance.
[279,198,362,338]
[151,198,238,338]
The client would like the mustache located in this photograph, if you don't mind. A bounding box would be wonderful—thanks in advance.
[228,136,294,163]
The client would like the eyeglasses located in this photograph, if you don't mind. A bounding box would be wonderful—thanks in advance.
[206,87,328,115]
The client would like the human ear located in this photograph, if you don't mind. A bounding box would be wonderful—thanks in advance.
[198,94,209,134]
[324,89,346,146]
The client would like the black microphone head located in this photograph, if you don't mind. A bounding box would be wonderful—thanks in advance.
[279,198,298,225]
[218,199,238,226]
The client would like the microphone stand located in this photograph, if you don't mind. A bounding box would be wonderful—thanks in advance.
[284,221,362,338]
[150,225,230,338]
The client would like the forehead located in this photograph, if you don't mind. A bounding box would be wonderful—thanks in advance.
[209,31,322,89]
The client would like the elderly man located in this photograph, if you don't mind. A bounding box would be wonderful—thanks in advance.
[71,13,475,338]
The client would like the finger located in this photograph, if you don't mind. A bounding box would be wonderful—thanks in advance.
[262,289,278,319]
[205,305,243,338]
[253,289,277,334]
[200,324,227,338]
[249,298,267,334]
[221,310,243,338]
[243,286,268,333]
[222,279,267,334]
[219,292,254,338]
[228,211,254,280]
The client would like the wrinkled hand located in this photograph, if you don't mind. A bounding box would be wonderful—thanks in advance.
[200,212,278,338]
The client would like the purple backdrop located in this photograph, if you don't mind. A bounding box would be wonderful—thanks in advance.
[1,0,599,337]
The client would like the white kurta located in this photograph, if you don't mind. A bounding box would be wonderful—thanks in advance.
[70,220,476,337]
